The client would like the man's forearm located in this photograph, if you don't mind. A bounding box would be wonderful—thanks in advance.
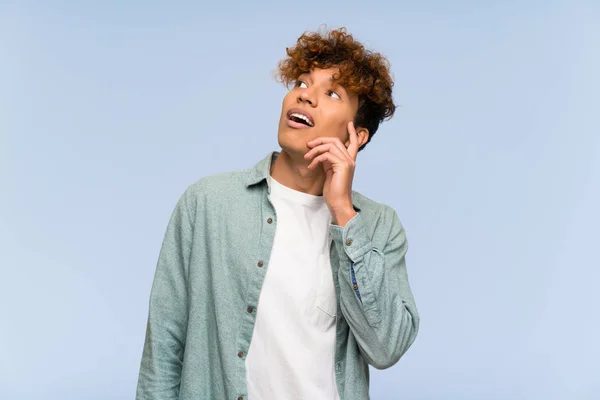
[330,209,419,369]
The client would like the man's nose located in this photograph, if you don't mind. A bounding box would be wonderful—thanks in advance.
[298,89,317,106]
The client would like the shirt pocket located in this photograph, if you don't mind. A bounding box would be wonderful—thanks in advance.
[315,255,337,319]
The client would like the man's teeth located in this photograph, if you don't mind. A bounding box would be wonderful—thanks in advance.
[290,113,313,127]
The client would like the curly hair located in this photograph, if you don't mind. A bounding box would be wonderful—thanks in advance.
[277,27,396,151]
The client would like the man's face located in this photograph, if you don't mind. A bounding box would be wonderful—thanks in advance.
[277,67,362,156]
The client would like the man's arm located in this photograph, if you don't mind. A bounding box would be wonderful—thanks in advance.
[330,207,419,370]
[136,191,192,399]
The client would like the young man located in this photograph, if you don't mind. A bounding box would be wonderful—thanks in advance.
[136,28,419,400]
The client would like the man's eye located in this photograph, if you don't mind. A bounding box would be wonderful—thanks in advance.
[328,90,341,100]
[296,81,308,88]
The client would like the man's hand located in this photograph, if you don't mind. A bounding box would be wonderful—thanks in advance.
[304,121,359,226]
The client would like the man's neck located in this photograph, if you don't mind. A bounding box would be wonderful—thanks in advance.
[270,150,326,196]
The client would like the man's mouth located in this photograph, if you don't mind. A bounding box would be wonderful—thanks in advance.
[286,109,314,128]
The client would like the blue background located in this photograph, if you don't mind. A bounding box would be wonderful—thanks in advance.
[1,1,599,398]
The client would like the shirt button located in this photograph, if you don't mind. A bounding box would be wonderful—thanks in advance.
[346,239,353,246]
[267,217,273,224]
[247,306,254,313]
[257,261,263,268]
[353,283,359,290]
[238,351,244,358]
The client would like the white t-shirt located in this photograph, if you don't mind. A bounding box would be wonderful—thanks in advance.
[245,174,340,400]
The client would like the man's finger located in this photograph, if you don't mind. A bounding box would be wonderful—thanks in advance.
[307,151,344,170]
[347,121,359,159]
[307,137,352,161]
[305,143,350,163]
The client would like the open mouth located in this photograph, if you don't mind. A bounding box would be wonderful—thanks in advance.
[287,109,314,128]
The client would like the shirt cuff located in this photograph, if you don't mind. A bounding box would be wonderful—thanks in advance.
[330,211,372,268]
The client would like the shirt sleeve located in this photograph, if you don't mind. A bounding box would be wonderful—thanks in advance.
[330,208,419,369]
[136,190,192,399]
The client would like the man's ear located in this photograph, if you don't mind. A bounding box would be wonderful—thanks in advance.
[356,127,370,148]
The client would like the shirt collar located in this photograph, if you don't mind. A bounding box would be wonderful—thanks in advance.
[246,150,361,212]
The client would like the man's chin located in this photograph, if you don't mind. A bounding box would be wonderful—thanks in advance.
[276,138,311,160]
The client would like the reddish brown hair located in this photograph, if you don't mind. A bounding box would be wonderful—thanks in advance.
[277,27,396,151]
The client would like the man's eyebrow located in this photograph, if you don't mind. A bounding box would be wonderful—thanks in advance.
[296,73,312,84]
[329,77,347,91]
[298,72,346,90]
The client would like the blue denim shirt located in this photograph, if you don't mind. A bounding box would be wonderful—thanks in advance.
[136,151,419,400]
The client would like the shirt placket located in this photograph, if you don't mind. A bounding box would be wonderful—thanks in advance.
[235,185,277,400]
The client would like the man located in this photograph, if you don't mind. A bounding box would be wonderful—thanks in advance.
[136,27,419,400]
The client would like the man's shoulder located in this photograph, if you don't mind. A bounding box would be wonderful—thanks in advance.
[350,189,407,242]
[178,165,256,208]
[351,189,396,216]
[189,168,248,193]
